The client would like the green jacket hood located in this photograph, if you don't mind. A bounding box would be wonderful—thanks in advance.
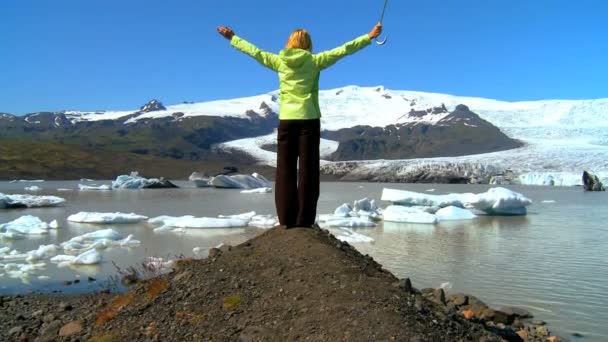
[279,48,311,68]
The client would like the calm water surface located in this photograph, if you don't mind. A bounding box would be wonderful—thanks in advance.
[1,181,606,340]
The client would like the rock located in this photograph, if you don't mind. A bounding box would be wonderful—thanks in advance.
[547,336,560,342]
[143,177,179,189]
[433,288,446,305]
[59,301,73,311]
[531,320,546,326]
[583,170,605,191]
[572,332,584,338]
[139,99,166,112]
[535,325,550,337]
[461,309,475,320]
[87,276,96,282]
[400,278,412,293]
[31,309,45,318]
[9,326,23,335]
[448,293,468,306]
[43,313,56,323]
[219,244,233,253]
[63,280,73,286]
[173,271,192,283]
[38,320,62,340]
[499,306,533,319]
[208,248,220,258]
[516,329,528,340]
[59,321,82,337]
[490,310,514,325]
[467,295,487,308]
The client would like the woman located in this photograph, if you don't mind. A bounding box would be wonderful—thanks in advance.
[217,23,382,228]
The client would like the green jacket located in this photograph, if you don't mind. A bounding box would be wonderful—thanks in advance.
[231,34,372,120]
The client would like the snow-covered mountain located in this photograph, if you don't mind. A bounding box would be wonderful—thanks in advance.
[3,85,607,185]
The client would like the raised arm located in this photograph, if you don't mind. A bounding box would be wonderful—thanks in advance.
[313,23,382,70]
[217,26,280,72]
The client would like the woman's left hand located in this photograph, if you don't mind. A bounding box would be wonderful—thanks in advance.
[217,26,235,40]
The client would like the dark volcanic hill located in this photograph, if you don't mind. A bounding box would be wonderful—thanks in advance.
[323,104,522,161]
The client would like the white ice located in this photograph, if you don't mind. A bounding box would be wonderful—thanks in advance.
[240,187,272,193]
[71,249,102,265]
[67,212,148,224]
[111,172,169,189]
[0,215,51,236]
[383,205,438,224]
[0,193,66,208]
[435,206,477,221]
[145,257,175,272]
[57,188,73,191]
[26,244,59,262]
[148,215,249,230]
[322,217,377,228]
[209,173,270,189]
[334,229,375,243]
[64,229,125,244]
[25,186,42,191]
[381,187,531,215]
[49,220,59,229]
[78,184,111,191]
[541,200,556,204]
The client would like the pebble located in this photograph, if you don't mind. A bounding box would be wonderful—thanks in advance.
[59,302,73,311]
[43,313,56,323]
[9,326,23,335]
[59,320,83,337]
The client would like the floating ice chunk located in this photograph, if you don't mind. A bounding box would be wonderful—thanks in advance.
[0,232,26,240]
[248,215,278,228]
[67,212,148,224]
[66,229,125,244]
[426,189,436,192]
[334,203,353,217]
[57,188,73,192]
[468,187,532,215]
[78,184,111,191]
[119,234,141,247]
[192,247,204,254]
[0,215,50,235]
[324,217,377,228]
[0,193,66,209]
[440,281,453,290]
[38,275,50,280]
[111,172,177,189]
[49,220,59,229]
[353,198,378,212]
[50,255,76,263]
[240,187,272,193]
[26,244,59,262]
[72,249,102,265]
[219,211,257,220]
[148,215,248,229]
[25,186,42,191]
[383,205,438,224]
[145,257,175,272]
[335,229,374,243]
[381,187,531,216]
[80,178,95,182]
[381,189,464,207]
[19,180,44,182]
[209,173,270,189]
[541,200,556,204]
[1,251,28,260]
[435,206,477,221]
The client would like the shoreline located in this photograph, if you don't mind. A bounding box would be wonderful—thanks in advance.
[1,226,561,341]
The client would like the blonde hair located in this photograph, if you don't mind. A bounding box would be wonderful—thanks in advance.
[286,29,312,51]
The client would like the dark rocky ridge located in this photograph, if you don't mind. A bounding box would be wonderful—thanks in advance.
[324,104,522,161]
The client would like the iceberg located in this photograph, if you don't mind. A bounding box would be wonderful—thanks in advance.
[322,217,377,228]
[240,187,272,193]
[334,229,375,243]
[0,193,66,209]
[383,205,438,224]
[78,184,111,191]
[218,211,257,220]
[209,173,270,189]
[111,171,178,189]
[148,215,249,230]
[26,244,59,262]
[435,206,477,221]
[51,249,102,265]
[67,212,149,224]
[0,215,51,235]
[381,187,531,216]
[25,186,42,191]
[64,229,125,244]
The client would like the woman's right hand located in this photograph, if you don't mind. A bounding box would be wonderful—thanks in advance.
[217,26,235,40]
[368,23,383,39]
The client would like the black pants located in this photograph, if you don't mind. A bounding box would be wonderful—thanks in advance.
[275,119,320,227]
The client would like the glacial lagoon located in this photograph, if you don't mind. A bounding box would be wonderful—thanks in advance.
[1,181,607,340]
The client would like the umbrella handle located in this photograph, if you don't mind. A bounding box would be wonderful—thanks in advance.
[375,35,388,45]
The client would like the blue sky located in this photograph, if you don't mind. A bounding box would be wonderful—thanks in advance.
[1,0,606,114]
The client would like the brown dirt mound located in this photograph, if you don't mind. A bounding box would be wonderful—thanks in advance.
[1,226,510,341]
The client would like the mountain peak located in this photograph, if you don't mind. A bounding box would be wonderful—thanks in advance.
[140,99,166,113]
